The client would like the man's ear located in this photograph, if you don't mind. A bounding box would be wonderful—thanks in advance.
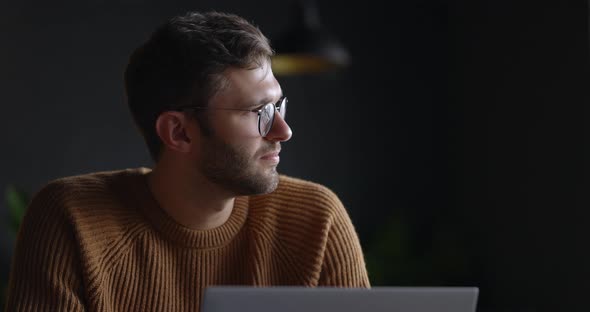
[154,111,197,154]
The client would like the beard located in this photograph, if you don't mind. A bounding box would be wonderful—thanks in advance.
[199,135,280,196]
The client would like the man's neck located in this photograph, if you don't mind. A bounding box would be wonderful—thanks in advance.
[146,162,235,230]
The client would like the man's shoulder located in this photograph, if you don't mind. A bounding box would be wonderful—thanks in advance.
[20,168,152,273]
[251,175,346,219]
[36,167,149,203]
[275,175,340,201]
[246,175,354,274]
[43,167,150,192]
[28,167,151,234]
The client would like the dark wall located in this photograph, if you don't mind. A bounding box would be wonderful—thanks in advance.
[1,0,589,311]
[448,1,590,310]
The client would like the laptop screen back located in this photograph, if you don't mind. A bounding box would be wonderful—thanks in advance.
[201,286,479,312]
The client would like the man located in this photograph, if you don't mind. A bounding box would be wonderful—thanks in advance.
[6,11,369,311]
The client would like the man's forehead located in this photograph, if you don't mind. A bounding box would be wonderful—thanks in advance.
[215,65,281,106]
[225,64,272,87]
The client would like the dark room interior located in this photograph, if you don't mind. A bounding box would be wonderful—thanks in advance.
[1,0,589,311]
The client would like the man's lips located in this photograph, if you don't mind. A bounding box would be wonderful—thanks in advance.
[260,149,281,162]
[260,150,280,159]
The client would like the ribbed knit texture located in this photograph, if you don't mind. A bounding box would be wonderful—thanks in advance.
[6,168,369,312]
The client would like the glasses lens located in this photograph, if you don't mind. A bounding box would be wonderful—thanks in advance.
[278,97,287,119]
[259,103,275,136]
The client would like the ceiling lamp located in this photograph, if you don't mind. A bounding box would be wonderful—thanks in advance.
[271,0,351,75]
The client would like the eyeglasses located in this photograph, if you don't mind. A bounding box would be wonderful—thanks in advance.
[179,96,287,137]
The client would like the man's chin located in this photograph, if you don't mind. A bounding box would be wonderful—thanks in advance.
[253,170,280,195]
[264,173,280,193]
[226,169,279,196]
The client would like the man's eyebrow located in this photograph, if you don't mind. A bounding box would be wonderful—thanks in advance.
[247,95,284,109]
[260,95,284,105]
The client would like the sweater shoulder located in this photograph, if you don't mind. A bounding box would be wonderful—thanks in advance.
[249,175,347,232]
[247,175,355,284]
[271,175,345,216]
[249,175,349,246]
[27,168,151,262]
[30,169,117,217]
[36,168,148,218]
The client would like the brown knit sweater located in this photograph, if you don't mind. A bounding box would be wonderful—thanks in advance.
[6,168,370,311]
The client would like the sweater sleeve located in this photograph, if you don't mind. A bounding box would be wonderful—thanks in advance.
[5,183,86,311]
[318,199,371,287]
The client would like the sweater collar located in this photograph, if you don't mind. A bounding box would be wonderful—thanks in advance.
[129,167,249,249]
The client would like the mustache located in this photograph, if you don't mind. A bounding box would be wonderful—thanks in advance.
[258,143,281,156]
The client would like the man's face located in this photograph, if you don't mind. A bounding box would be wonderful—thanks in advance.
[194,62,292,195]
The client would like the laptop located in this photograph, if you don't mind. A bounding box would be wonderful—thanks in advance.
[201,286,479,312]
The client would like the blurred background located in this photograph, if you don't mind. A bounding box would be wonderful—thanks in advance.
[1,0,589,311]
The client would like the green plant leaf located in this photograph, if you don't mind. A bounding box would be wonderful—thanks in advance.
[5,185,29,234]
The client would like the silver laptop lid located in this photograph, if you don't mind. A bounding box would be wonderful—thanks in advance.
[201,286,479,312]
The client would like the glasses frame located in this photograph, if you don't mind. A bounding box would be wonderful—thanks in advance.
[178,96,287,137]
